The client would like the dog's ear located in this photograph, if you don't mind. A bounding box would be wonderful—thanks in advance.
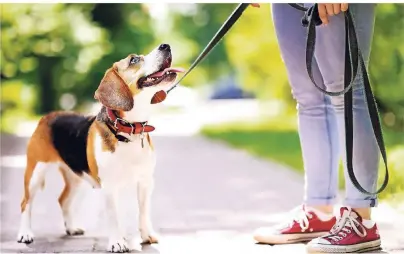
[151,90,167,104]
[94,68,134,111]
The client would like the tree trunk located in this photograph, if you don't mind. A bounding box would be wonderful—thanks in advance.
[36,56,59,114]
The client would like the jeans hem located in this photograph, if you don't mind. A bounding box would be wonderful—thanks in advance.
[343,198,378,208]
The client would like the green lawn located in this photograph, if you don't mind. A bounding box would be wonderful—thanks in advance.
[201,116,404,201]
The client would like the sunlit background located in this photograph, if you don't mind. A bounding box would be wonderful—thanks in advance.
[1,3,403,211]
[1,3,404,253]
[1,3,404,199]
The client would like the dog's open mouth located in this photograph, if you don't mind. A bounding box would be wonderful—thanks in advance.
[138,57,184,88]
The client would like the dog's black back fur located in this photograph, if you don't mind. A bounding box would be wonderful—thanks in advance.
[49,114,96,174]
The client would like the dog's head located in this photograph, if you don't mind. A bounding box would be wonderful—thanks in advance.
[94,44,184,111]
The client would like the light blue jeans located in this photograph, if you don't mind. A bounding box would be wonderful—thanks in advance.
[271,4,379,208]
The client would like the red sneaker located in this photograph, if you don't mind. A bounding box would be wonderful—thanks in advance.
[307,207,381,253]
[253,205,336,244]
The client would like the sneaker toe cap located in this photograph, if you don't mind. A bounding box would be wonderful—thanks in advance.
[254,227,278,237]
[310,236,332,245]
[253,227,282,243]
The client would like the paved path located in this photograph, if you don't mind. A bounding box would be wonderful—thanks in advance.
[1,134,403,253]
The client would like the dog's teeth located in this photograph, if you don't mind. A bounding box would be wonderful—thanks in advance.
[146,77,159,82]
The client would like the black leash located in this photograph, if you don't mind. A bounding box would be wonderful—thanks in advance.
[166,3,250,94]
[289,3,389,195]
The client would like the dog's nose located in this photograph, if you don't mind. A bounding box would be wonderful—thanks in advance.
[158,44,170,51]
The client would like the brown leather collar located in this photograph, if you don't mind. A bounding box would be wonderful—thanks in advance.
[106,108,155,136]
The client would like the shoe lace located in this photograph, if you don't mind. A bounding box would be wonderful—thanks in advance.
[277,206,312,231]
[327,208,366,242]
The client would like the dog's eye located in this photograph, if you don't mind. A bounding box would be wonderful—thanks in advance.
[129,56,140,65]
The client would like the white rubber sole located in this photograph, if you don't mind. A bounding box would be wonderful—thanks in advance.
[306,239,382,253]
[254,231,329,245]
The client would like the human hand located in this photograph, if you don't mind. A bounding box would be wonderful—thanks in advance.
[250,3,260,8]
[318,4,349,25]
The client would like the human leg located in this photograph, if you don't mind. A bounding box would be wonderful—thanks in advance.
[254,3,339,244]
[313,3,378,215]
[271,3,341,211]
[307,4,381,253]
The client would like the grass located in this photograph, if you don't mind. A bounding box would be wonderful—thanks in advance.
[203,116,304,171]
[201,115,404,201]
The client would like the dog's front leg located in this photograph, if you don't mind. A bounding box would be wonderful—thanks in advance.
[137,177,158,244]
[102,188,129,253]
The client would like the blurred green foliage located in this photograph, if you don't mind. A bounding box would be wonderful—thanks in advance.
[1,4,110,114]
[1,3,403,131]
[225,4,404,129]
[370,4,404,131]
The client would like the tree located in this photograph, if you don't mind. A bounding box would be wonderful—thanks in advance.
[1,3,110,114]
[79,3,157,106]
[223,4,293,108]
[370,4,404,130]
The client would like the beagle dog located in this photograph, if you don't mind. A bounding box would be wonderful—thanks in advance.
[16,44,184,252]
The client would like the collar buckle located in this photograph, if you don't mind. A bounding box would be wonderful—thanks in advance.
[114,117,134,134]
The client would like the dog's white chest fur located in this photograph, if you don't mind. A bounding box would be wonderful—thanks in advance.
[94,133,156,187]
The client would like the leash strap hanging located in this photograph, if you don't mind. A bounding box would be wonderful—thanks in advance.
[289,3,389,195]
[166,3,250,94]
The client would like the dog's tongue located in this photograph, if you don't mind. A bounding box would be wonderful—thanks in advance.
[148,67,185,78]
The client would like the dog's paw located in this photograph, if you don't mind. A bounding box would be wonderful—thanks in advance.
[17,230,34,244]
[107,238,130,253]
[140,230,159,244]
[66,227,85,236]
